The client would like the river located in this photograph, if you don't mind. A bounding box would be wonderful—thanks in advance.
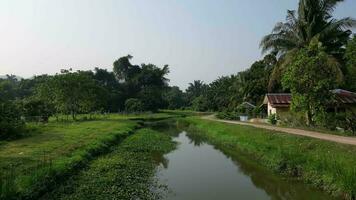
[154,128,336,200]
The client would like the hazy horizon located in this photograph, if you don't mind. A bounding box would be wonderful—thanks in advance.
[1,0,355,89]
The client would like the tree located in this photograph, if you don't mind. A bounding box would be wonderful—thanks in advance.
[0,76,25,139]
[281,39,343,125]
[0,101,24,139]
[344,36,356,91]
[164,86,185,109]
[191,95,209,111]
[38,70,107,120]
[124,98,143,112]
[113,55,141,83]
[239,54,276,104]
[185,80,208,105]
[261,0,355,91]
[93,68,123,112]
[206,76,240,111]
[112,56,170,112]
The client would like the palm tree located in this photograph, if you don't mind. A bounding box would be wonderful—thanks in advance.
[261,0,355,58]
[260,0,355,91]
[186,80,207,103]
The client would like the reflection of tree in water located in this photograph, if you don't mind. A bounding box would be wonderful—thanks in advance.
[146,120,183,137]
[185,131,206,147]
[152,152,170,169]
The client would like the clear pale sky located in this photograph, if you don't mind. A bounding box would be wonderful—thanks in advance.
[0,0,355,89]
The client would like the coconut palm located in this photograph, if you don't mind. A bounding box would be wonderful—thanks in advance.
[261,0,355,58]
[260,0,355,91]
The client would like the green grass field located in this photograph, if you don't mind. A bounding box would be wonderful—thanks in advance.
[183,117,356,199]
[0,116,140,199]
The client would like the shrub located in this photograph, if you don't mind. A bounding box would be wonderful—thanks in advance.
[124,98,144,113]
[344,110,356,135]
[280,112,306,127]
[268,114,277,125]
[0,101,25,139]
[216,110,239,120]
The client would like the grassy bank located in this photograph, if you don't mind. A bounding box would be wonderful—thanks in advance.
[41,128,176,200]
[0,117,138,199]
[183,117,356,199]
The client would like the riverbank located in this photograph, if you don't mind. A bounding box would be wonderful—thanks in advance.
[183,117,356,199]
[41,128,176,200]
[0,113,177,200]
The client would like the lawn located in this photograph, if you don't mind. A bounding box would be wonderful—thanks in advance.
[0,116,138,199]
[183,117,356,199]
[41,129,176,200]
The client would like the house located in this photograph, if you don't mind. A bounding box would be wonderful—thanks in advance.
[263,89,356,117]
[237,102,256,121]
[263,93,291,118]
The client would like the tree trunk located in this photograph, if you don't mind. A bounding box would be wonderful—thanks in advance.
[72,111,76,121]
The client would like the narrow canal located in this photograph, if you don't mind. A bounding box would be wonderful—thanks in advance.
[154,127,336,200]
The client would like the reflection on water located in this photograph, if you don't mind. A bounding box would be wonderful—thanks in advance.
[155,129,336,200]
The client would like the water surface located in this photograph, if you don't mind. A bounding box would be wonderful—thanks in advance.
[155,131,336,200]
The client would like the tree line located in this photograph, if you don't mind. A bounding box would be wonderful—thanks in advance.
[0,55,171,139]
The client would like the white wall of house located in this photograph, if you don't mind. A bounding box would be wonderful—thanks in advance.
[267,102,276,116]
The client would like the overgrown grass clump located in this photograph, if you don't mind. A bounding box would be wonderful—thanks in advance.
[184,117,356,199]
[42,128,176,200]
[0,118,138,200]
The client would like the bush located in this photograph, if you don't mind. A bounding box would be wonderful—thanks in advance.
[22,98,54,122]
[344,110,356,135]
[0,101,25,139]
[216,110,239,120]
[279,112,306,127]
[268,114,278,125]
[124,98,144,113]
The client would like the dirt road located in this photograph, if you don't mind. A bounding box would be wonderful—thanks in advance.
[202,115,356,146]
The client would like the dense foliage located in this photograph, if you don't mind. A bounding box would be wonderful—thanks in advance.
[282,40,342,125]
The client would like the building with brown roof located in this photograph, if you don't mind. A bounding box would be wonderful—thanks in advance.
[263,89,356,117]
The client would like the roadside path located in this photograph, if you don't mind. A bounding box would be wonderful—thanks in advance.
[202,115,356,146]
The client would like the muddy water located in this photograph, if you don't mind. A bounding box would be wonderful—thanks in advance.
[155,131,336,200]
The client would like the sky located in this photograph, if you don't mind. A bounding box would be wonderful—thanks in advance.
[0,0,355,89]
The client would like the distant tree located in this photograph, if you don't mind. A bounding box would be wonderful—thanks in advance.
[205,76,241,111]
[38,70,107,120]
[113,55,141,83]
[344,36,356,91]
[112,56,170,112]
[282,39,343,125]
[191,95,209,111]
[0,101,24,139]
[239,54,276,104]
[124,98,143,112]
[164,86,185,109]
[0,78,19,101]
[22,97,54,122]
[185,80,208,105]
[93,68,122,112]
